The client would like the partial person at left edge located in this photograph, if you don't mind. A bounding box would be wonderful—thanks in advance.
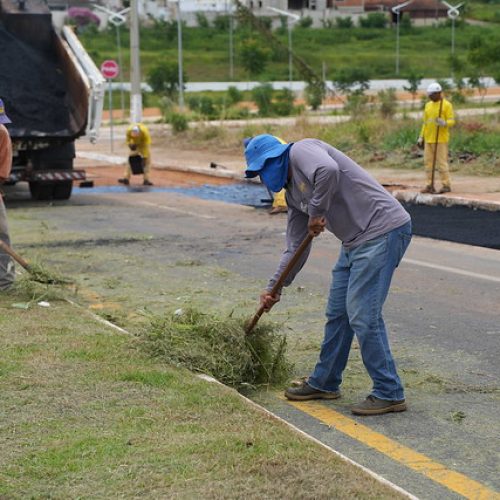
[0,98,16,290]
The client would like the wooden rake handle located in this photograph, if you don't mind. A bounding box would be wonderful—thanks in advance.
[0,240,31,270]
[245,233,314,335]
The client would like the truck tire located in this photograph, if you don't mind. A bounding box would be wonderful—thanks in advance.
[53,181,73,200]
[29,181,55,201]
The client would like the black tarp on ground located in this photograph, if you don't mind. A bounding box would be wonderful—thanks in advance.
[0,23,71,137]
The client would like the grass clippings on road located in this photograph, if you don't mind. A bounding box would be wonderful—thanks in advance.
[142,307,293,388]
[0,287,406,499]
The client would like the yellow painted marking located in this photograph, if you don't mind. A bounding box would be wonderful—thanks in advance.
[288,401,500,500]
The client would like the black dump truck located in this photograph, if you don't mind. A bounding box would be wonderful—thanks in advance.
[0,0,104,200]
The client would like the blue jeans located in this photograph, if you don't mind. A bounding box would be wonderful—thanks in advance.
[308,222,412,401]
[0,197,15,290]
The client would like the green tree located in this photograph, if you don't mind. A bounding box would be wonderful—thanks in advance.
[195,12,210,28]
[305,82,325,111]
[240,39,270,77]
[147,61,187,100]
[403,70,423,107]
[333,67,370,97]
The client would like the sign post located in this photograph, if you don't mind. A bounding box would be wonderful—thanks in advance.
[100,59,120,152]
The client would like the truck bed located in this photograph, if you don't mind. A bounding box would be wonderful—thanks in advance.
[0,0,87,140]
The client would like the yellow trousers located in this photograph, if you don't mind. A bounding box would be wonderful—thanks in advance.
[124,156,151,182]
[424,143,450,188]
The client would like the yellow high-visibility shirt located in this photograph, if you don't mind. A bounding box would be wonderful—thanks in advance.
[419,98,455,144]
[126,123,151,158]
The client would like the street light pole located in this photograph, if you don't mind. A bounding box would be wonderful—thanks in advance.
[229,2,234,80]
[93,5,130,118]
[267,7,300,90]
[176,0,184,109]
[391,0,414,77]
[442,1,463,56]
[130,0,142,122]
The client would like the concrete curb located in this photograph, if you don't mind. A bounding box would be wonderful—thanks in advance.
[393,189,500,212]
[157,164,500,212]
[78,150,500,212]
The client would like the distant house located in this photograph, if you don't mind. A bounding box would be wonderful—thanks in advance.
[243,0,449,22]
[362,0,448,20]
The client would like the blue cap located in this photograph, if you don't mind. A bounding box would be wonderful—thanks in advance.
[0,98,11,124]
[244,134,290,178]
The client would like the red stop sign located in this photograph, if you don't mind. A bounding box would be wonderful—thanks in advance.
[100,59,120,79]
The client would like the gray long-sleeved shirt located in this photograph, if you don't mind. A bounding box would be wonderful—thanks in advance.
[267,139,411,291]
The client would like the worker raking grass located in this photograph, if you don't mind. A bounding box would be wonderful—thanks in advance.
[142,308,293,388]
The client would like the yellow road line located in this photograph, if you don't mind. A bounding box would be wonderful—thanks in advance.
[288,400,500,500]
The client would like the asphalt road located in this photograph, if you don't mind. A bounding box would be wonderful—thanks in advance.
[4,185,500,499]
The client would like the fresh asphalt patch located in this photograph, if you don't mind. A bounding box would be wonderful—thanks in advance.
[76,182,500,250]
[402,202,500,250]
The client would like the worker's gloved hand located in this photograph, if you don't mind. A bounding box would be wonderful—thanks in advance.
[308,216,326,237]
[417,137,424,149]
[260,290,281,312]
[129,144,138,151]
[436,118,447,127]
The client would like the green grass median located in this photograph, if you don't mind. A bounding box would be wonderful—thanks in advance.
[0,285,405,498]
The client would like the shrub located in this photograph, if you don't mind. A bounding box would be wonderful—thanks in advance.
[378,88,397,118]
[227,86,243,106]
[298,16,313,28]
[336,16,353,29]
[305,82,325,111]
[169,112,189,133]
[213,14,230,31]
[195,12,210,28]
[359,12,388,28]
[273,88,295,116]
[252,83,274,116]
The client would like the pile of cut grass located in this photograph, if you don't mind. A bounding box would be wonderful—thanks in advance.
[142,308,293,388]
[25,261,73,285]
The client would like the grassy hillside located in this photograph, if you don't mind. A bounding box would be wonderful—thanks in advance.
[79,15,500,84]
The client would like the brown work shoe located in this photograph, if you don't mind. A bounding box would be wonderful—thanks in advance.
[143,180,154,186]
[437,186,451,194]
[118,178,130,185]
[420,185,435,194]
[285,381,340,401]
[351,395,407,415]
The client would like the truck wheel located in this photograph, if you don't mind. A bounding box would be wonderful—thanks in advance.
[29,181,54,200]
[53,181,73,200]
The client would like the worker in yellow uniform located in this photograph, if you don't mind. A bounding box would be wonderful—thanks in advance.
[118,123,153,186]
[269,188,288,214]
[417,82,455,194]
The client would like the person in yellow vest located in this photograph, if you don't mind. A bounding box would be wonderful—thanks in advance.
[417,82,455,194]
[118,123,153,186]
[269,188,288,214]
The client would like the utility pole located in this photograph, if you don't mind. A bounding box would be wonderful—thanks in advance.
[392,0,413,76]
[130,0,142,122]
[176,0,184,109]
[267,7,300,90]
